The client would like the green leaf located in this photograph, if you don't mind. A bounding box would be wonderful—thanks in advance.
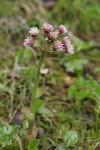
[3,126,12,135]
[0,125,19,147]
[68,77,91,101]
[65,58,88,73]
[87,76,100,100]
[64,130,78,147]
[57,143,66,150]
[22,104,35,122]
[35,87,45,99]
[38,106,54,117]
[32,100,45,113]
[23,120,29,129]
[13,125,20,133]
[28,139,39,150]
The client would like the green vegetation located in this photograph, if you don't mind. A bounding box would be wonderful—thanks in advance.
[0,0,100,149]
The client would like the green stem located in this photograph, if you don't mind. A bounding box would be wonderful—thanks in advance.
[30,52,45,112]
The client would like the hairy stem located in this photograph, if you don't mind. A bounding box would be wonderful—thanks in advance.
[30,52,44,112]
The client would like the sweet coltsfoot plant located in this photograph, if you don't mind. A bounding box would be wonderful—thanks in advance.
[23,23,74,128]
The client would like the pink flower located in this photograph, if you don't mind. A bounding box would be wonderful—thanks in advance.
[48,31,57,42]
[65,44,74,54]
[42,23,53,34]
[62,36,71,46]
[53,41,63,51]
[23,37,34,47]
[40,68,49,76]
[29,27,39,37]
[58,25,67,35]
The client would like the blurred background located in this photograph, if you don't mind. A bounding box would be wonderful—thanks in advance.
[0,0,100,149]
[0,1,99,51]
[0,0,100,75]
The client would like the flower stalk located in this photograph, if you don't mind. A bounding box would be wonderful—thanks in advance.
[30,52,45,113]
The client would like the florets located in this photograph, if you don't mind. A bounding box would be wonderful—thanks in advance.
[58,25,67,35]
[62,36,71,46]
[67,44,74,54]
[23,37,34,47]
[48,31,57,42]
[29,27,39,37]
[23,23,74,54]
[42,23,53,35]
[40,68,49,76]
[53,41,63,51]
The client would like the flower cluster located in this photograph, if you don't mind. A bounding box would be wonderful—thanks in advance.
[23,23,74,54]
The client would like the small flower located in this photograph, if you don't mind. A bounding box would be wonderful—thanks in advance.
[48,31,57,42]
[23,37,34,47]
[29,27,39,37]
[53,41,63,51]
[65,44,74,54]
[40,68,49,76]
[42,23,53,34]
[62,36,71,46]
[58,25,67,35]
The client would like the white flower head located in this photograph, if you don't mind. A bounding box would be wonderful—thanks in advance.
[40,68,49,76]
